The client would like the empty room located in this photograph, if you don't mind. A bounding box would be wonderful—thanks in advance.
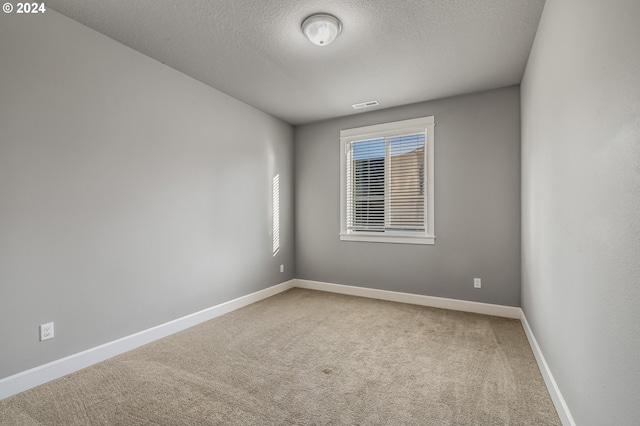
[1,0,638,425]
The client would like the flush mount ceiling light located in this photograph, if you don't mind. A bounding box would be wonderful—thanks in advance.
[302,14,342,46]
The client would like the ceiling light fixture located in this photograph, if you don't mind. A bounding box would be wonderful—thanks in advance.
[302,14,342,46]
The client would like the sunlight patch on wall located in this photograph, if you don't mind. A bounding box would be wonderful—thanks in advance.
[273,174,280,255]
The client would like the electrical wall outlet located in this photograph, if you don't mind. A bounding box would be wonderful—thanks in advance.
[280,264,284,273]
[40,322,54,341]
[474,278,482,289]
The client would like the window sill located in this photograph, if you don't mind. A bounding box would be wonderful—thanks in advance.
[339,233,435,245]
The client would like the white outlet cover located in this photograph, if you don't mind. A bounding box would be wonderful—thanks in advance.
[40,322,54,341]
[474,278,482,288]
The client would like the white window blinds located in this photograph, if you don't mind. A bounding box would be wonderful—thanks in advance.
[346,134,426,233]
[340,116,434,245]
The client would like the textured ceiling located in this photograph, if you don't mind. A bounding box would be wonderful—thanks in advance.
[46,0,546,125]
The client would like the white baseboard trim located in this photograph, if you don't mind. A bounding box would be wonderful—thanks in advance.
[293,279,522,319]
[0,280,295,400]
[520,313,576,426]
[2,277,573,426]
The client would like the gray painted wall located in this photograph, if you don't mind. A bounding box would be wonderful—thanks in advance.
[295,87,521,306]
[0,11,294,379]
[521,0,640,424]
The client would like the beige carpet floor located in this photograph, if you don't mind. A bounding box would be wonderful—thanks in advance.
[0,288,560,425]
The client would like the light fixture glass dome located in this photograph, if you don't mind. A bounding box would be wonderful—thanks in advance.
[302,14,342,46]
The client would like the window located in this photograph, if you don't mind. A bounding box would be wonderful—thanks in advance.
[340,116,435,244]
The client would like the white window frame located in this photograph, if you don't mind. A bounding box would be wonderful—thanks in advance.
[339,116,435,245]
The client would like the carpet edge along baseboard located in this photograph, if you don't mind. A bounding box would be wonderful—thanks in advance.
[3,279,543,411]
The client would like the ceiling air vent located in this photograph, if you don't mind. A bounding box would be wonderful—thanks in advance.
[351,101,379,110]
